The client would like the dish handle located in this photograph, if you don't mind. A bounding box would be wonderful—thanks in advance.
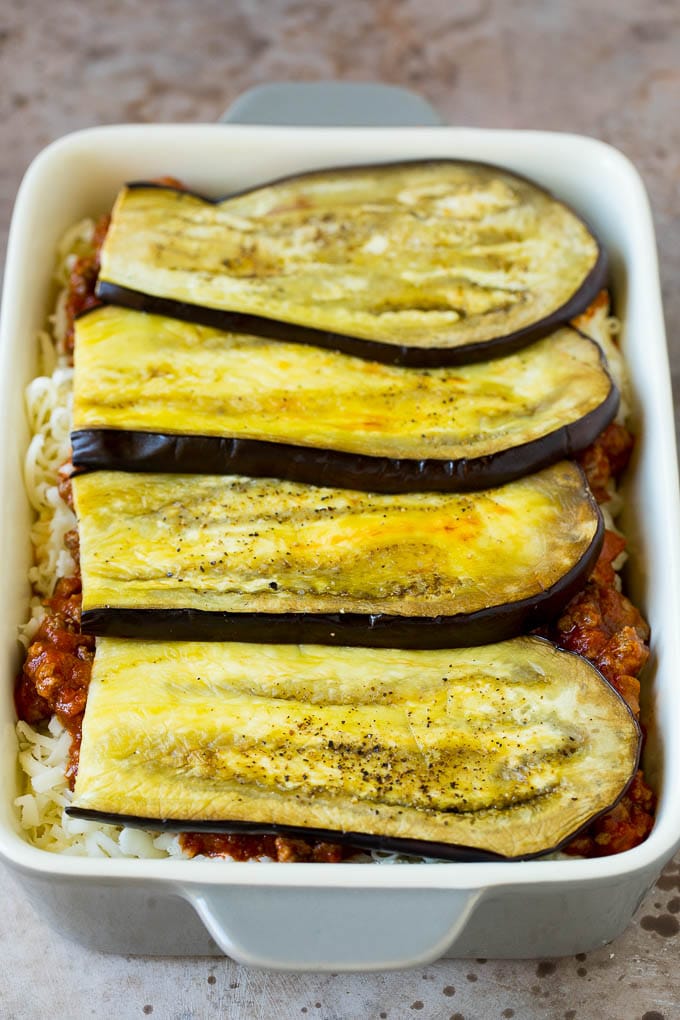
[183,883,482,971]
[219,80,442,127]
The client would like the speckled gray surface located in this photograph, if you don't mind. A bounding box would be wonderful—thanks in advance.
[2,1,680,1017]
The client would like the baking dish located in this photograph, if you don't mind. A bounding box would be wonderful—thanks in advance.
[1,105,678,970]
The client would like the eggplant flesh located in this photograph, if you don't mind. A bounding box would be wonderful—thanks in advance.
[96,162,604,365]
[73,462,602,646]
[68,636,640,860]
[71,306,617,490]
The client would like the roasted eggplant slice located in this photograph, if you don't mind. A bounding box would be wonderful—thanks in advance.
[96,162,605,366]
[68,636,640,860]
[73,463,602,647]
[71,305,617,491]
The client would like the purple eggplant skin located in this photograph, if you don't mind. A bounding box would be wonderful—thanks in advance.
[95,267,607,369]
[79,507,603,647]
[96,161,608,368]
[65,701,640,864]
[66,633,641,861]
[70,373,618,492]
[64,808,515,861]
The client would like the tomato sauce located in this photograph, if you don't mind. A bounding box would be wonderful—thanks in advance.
[551,521,655,853]
[577,422,635,503]
[63,214,110,355]
[180,832,352,863]
[15,576,93,789]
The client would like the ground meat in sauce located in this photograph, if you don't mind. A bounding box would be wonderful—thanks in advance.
[576,422,634,502]
[151,176,187,190]
[563,770,655,858]
[63,214,110,355]
[551,526,653,855]
[17,241,655,859]
[57,460,74,509]
[553,533,649,719]
[15,576,93,789]
[180,832,351,863]
[64,528,80,572]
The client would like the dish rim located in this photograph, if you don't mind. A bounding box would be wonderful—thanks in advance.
[1,122,678,893]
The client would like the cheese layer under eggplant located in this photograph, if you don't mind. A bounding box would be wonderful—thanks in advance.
[70,636,640,860]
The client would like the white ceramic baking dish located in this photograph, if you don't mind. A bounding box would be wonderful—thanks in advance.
[1,116,678,971]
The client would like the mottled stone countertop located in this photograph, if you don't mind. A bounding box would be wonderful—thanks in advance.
[2,1,680,1017]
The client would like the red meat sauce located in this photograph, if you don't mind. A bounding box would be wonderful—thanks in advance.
[17,204,654,860]
[549,526,655,858]
[181,832,353,863]
[63,214,110,355]
[15,573,94,788]
[576,422,635,504]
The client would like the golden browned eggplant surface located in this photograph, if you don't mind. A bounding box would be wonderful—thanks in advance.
[97,162,602,361]
[73,462,600,628]
[72,305,615,464]
[70,636,640,860]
